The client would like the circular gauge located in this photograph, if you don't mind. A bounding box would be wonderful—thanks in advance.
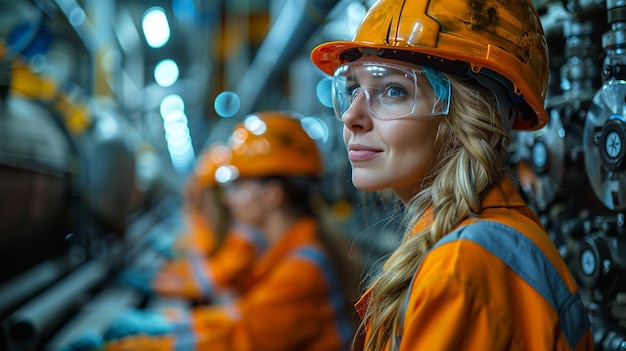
[513,109,566,211]
[583,79,626,211]
[579,248,596,277]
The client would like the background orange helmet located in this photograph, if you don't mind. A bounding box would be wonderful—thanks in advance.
[311,0,549,131]
[218,111,322,181]
[194,142,231,187]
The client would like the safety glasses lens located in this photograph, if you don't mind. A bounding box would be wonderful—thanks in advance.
[332,61,450,120]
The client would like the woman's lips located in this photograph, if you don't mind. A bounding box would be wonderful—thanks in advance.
[348,144,381,162]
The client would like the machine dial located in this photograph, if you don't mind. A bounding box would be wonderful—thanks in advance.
[584,79,626,210]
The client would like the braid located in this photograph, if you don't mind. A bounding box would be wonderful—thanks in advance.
[358,76,510,351]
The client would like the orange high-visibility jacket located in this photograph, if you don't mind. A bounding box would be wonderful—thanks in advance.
[188,217,354,350]
[109,217,354,351]
[175,209,217,257]
[356,176,594,350]
[152,223,266,302]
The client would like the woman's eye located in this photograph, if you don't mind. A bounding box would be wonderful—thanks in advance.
[383,85,408,98]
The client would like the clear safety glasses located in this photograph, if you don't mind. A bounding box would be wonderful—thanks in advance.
[332,61,451,120]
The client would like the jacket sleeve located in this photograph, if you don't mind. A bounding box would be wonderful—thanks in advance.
[151,227,263,302]
[190,256,332,351]
[398,241,515,351]
[399,272,513,351]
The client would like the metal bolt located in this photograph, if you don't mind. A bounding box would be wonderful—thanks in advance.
[603,259,612,274]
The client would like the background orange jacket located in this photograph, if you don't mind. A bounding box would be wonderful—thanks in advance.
[108,217,355,351]
[356,176,594,350]
[152,223,266,302]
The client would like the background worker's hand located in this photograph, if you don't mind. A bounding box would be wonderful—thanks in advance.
[114,267,157,295]
[103,308,174,341]
[58,330,104,351]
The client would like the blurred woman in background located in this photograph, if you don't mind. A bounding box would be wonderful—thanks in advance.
[104,111,363,350]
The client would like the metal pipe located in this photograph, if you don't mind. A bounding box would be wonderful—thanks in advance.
[2,259,109,346]
[43,286,142,351]
[0,258,74,318]
[233,0,340,116]
[208,0,340,144]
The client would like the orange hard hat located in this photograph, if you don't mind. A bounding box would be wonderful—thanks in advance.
[218,111,322,181]
[311,0,549,130]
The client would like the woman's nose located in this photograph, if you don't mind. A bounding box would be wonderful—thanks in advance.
[341,90,372,130]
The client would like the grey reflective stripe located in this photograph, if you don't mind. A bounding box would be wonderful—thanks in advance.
[294,246,354,348]
[399,220,590,349]
[190,254,215,298]
[173,310,197,351]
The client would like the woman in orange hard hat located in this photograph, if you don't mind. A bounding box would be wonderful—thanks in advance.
[105,111,362,351]
[151,143,267,303]
[310,0,593,350]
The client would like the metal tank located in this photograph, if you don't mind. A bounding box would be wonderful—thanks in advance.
[76,104,137,236]
[0,94,73,282]
[0,85,147,282]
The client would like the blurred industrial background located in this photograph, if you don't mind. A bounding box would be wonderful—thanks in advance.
[0,0,625,350]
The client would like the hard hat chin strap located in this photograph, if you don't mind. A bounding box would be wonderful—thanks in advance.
[474,74,516,132]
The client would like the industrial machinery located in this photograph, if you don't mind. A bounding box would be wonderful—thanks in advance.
[0,1,175,350]
[514,0,626,349]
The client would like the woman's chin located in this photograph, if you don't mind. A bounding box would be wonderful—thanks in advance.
[351,177,384,192]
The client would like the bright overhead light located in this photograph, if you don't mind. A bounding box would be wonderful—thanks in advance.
[160,94,185,118]
[154,59,179,87]
[142,7,170,48]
